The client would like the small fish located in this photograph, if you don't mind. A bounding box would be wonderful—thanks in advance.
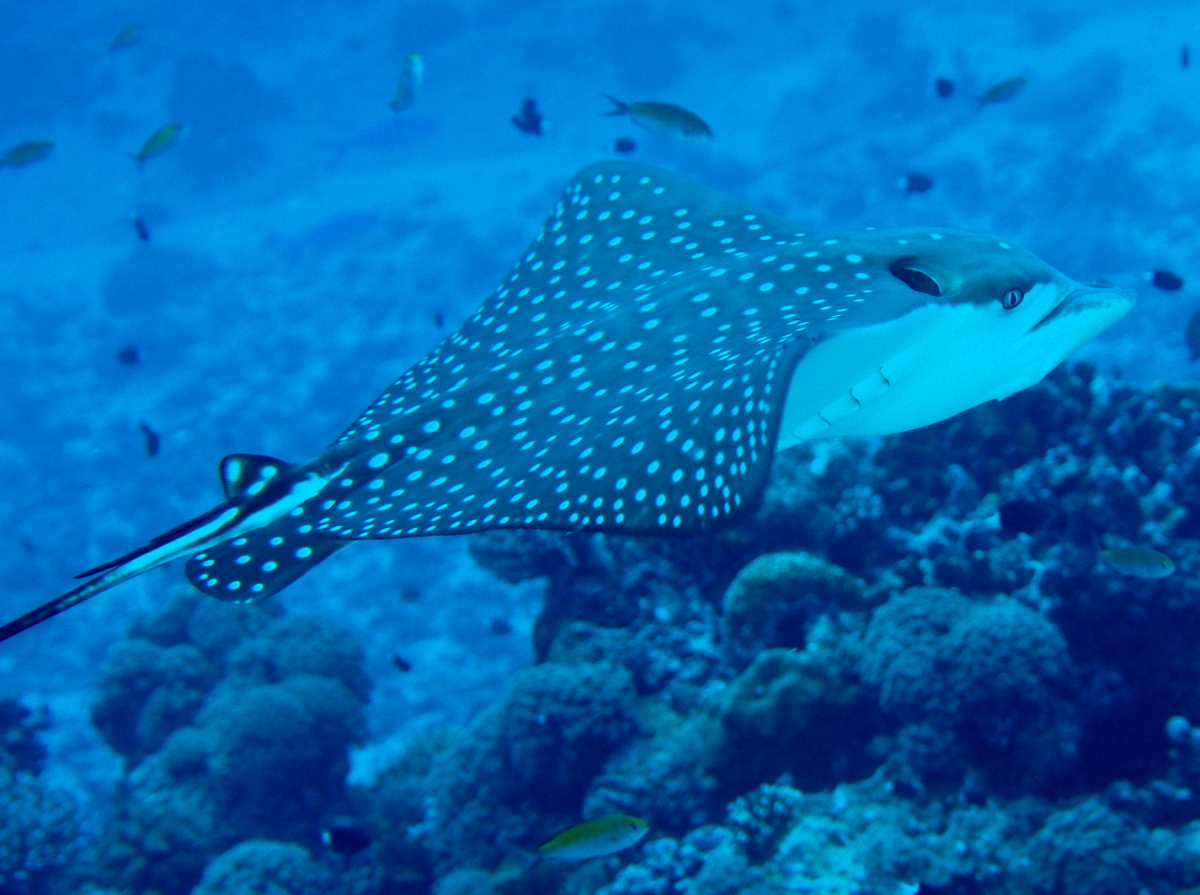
[108,23,145,52]
[132,123,184,168]
[1186,309,1200,361]
[1149,269,1185,291]
[935,77,955,98]
[901,172,933,193]
[131,214,150,243]
[602,95,712,142]
[389,53,424,112]
[139,421,160,457]
[511,98,543,136]
[978,76,1028,107]
[322,819,372,855]
[488,616,513,635]
[1101,546,1175,579]
[116,345,140,365]
[537,815,649,861]
[1183,44,1191,69]
[391,652,412,672]
[433,310,445,329]
[0,140,55,168]
[613,136,636,153]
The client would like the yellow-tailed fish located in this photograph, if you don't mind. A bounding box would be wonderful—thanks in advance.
[132,123,185,167]
[978,76,1029,107]
[390,53,424,111]
[537,815,649,861]
[0,140,54,168]
[1101,546,1176,579]
[602,95,712,142]
[108,22,145,52]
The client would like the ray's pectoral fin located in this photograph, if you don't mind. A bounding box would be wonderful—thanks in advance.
[315,337,813,540]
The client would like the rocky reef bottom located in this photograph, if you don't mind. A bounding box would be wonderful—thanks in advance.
[9,363,1200,895]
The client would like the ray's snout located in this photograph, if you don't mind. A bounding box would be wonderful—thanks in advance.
[1072,281,1136,306]
[1033,281,1135,332]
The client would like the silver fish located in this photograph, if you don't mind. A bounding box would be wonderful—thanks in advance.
[389,53,424,112]
[0,162,1133,641]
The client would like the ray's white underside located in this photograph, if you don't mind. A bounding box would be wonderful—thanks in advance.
[777,282,1132,450]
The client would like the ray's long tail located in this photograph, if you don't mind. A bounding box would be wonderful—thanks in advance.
[0,569,133,643]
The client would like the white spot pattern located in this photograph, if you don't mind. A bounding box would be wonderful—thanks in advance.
[183,161,997,597]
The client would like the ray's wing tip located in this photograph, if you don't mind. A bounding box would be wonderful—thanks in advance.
[569,158,662,185]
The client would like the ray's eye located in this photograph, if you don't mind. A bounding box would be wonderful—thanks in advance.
[888,260,941,296]
[1002,287,1024,309]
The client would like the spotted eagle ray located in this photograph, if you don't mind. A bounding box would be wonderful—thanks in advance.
[0,161,1133,642]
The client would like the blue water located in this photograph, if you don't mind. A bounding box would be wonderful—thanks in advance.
[1,1,1198,893]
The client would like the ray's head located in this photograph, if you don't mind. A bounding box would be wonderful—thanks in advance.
[867,228,1133,396]
[780,228,1135,444]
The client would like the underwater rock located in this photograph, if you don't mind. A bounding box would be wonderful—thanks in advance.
[0,763,93,893]
[720,550,872,669]
[92,637,215,767]
[367,727,458,893]
[585,707,723,835]
[191,839,341,895]
[610,771,1200,895]
[431,868,498,895]
[226,614,372,702]
[503,661,640,800]
[861,588,1079,788]
[472,530,654,660]
[95,598,371,894]
[546,620,637,667]
[715,648,875,795]
[469,529,576,584]
[196,674,367,843]
[724,779,808,863]
[0,698,48,773]
[599,824,760,895]
[418,660,639,872]
[106,756,222,895]
[1007,797,1178,895]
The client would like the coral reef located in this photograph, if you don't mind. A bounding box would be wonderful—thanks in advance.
[720,550,873,670]
[0,700,93,895]
[447,366,1200,895]
[190,840,341,895]
[0,764,93,895]
[714,647,874,795]
[92,593,370,895]
[409,659,639,872]
[860,588,1079,790]
[602,775,1200,895]
[0,699,49,774]
[16,365,1200,895]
